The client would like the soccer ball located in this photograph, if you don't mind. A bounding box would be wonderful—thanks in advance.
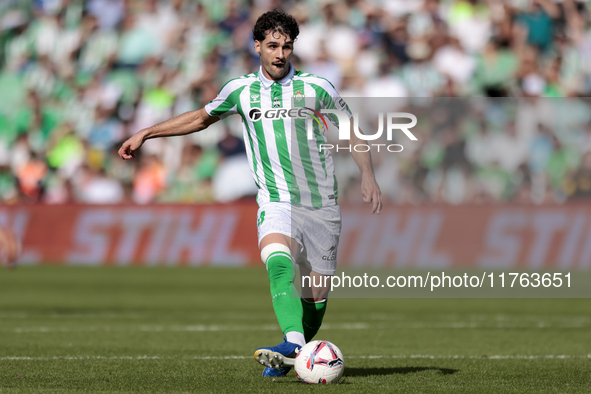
[294,340,345,384]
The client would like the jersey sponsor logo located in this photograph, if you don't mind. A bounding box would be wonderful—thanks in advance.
[248,108,262,121]
[302,107,329,133]
[247,107,317,122]
[322,246,337,261]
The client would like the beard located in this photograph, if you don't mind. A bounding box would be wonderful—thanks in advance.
[266,61,289,80]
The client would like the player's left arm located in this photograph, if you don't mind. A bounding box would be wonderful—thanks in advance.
[318,80,383,214]
[349,118,383,214]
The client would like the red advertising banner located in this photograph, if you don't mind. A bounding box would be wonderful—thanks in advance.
[0,204,260,267]
[2,203,591,269]
[339,204,591,270]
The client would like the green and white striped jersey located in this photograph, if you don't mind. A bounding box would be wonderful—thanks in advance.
[205,63,351,208]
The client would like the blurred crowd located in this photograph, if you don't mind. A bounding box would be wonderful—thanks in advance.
[333,97,591,205]
[1,0,591,205]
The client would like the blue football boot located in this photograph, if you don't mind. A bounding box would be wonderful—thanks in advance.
[262,366,291,377]
[254,340,301,368]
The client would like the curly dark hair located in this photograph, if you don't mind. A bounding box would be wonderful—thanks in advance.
[252,9,299,42]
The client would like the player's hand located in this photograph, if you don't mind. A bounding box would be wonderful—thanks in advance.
[0,227,19,267]
[118,132,145,159]
[361,173,382,214]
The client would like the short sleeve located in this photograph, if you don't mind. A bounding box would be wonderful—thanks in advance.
[204,80,246,119]
[315,79,352,128]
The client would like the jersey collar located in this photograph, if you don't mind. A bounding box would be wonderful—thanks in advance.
[258,63,295,88]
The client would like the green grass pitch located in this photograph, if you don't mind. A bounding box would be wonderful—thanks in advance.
[0,266,590,393]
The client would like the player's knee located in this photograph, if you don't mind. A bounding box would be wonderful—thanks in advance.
[260,243,291,265]
[262,243,296,285]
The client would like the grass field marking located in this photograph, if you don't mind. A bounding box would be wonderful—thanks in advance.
[6,320,591,333]
[167,324,279,332]
[321,323,371,329]
[344,355,591,360]
[0,311,281,321]
[0,356,163,360]
[12,327,72,333]
[366,312,591,323]
[5,322,373,333]
[0,312,147,319]
[2,355,591,361]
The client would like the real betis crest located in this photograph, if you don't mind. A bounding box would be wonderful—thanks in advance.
[294,90,304,102]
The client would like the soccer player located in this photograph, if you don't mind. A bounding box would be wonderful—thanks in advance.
[118,9,382,377]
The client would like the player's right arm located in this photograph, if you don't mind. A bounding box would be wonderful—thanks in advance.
[119,77,246,160]
[118,108,219,159]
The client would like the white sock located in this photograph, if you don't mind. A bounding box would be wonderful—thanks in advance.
[285,331,306,347]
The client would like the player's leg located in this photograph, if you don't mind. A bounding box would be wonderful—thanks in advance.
[255,232,305,371]
[260,233,305,347]
[299,264,330,343]
[298,204,341,343]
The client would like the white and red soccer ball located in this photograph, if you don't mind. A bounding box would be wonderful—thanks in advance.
[294,340,345,384]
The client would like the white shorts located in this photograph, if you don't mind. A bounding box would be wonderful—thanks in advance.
[256,201,342,276]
